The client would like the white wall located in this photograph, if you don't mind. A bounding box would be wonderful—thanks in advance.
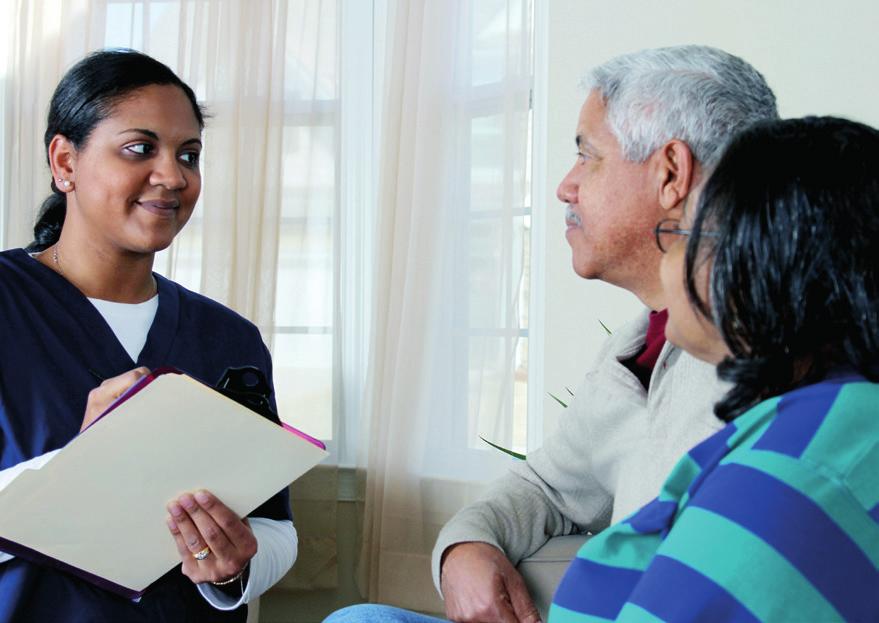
[539,0,879,436]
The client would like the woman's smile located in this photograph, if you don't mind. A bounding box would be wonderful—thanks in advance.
[135,197,181,218]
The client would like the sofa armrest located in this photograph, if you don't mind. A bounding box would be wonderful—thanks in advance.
[517,535,589,621]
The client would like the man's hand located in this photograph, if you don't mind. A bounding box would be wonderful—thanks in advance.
[440,542,541,623]
[81,367,150,431]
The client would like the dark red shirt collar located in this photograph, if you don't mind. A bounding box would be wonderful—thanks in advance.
[622,309,668,389]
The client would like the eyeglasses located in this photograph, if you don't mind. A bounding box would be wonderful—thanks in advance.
[653,218,718,253]
[654,219,691,253]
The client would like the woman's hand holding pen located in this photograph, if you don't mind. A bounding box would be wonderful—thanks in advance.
[166,490,257,586]
[81,367,151,432]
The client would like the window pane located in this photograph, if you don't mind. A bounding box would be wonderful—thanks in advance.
[285,0,338,101]
[273,333,333,439]
[468,335,528,454]
[464,206,529,454]
[470,114,504,212]
[470,113,530,213]
[154,213,203,292]
[105,2,181,56]
[467,216,528,328]
[274,218,333,327]
[275,2,339,445]
[471,0,527,86]
[281,124,336,220]
[275,123,336,327]
[101,0,342,447]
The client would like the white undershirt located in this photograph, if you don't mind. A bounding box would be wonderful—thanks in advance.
[0,290,297,608]
[88,295,159,362]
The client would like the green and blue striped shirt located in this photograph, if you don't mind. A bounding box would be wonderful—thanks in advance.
[550,375,879,622]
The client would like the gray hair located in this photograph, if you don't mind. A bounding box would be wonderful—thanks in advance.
[582,45,778,166]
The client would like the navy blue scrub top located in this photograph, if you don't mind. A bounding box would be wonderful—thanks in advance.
[0,248,292,623]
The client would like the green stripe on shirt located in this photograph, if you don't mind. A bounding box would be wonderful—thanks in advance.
[656,507,843,622]
[725,450,879,569]
[549,602,614,623]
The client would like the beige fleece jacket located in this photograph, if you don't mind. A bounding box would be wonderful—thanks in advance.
[431,309,729,594]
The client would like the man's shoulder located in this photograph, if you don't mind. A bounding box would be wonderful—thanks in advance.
[600,310,653,358]
[647,346,727,440]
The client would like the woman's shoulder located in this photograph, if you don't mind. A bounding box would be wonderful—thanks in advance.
[0,248,33,277]
[786,377,879,507]
[0,248,49,295]
[733,376,879,508]
[757,376,878,460]
[158,274,263,337]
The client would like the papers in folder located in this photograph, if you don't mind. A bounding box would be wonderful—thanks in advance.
[0,370,328,598]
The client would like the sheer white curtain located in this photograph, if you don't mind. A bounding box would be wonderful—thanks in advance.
[1,0,106,250]
[357,0,533,611]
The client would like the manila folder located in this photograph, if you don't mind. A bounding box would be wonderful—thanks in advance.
[0,372,328,597]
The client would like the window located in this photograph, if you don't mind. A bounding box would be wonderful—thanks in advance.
[103,0,349,454]
[458,0,534,457]
[270,1,340,444]
[98,0,535,470]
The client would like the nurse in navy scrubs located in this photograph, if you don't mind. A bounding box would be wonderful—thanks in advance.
[0,50,295,622]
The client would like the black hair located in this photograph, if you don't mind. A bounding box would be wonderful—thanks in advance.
[27,48,205,252]
[685,116,879,421]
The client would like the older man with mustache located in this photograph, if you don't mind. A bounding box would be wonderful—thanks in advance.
[326,45,778,623]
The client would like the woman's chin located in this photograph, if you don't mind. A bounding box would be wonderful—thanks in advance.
[666,325,721,365]
[122,236,175,256]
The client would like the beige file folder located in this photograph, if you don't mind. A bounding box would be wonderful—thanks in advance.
[0,371,328,597]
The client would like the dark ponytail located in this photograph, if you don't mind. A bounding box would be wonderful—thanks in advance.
[28,185,67,252]
[27,48,205,252]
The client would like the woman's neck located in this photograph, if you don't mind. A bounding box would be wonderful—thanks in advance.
[38,234,158,303]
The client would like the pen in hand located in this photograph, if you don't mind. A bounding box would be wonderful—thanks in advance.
[80,367,151,432]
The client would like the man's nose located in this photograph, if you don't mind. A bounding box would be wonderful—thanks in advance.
[556,165,578,204]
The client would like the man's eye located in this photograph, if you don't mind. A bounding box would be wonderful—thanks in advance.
[125,143,152,156]
[577,152,590,163]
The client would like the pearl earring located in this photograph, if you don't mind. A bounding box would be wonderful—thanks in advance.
[57,178,71,189]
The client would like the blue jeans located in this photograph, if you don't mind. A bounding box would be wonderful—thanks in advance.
[323,604,447,623]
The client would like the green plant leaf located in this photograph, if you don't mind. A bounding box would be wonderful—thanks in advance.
[548,392,568,409]
[479,436,526,460]
[598,319,612,335]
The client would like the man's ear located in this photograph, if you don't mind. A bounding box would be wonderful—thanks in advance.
[654,139,696,214]
[48,134,77,190]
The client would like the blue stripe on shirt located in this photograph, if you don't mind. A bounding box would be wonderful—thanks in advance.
[690,462,879,622]
[553,557,642,620]
[870,502,879,525]
[628,555,760,623]
[688,422,736,469]
[628,499,676,535]
[751,381,841,458]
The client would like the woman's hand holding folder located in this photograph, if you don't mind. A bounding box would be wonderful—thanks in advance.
[166,490,256,586]
[83,367,257,588]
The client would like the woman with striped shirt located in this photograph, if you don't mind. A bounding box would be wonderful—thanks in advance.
[550,116,879,622]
